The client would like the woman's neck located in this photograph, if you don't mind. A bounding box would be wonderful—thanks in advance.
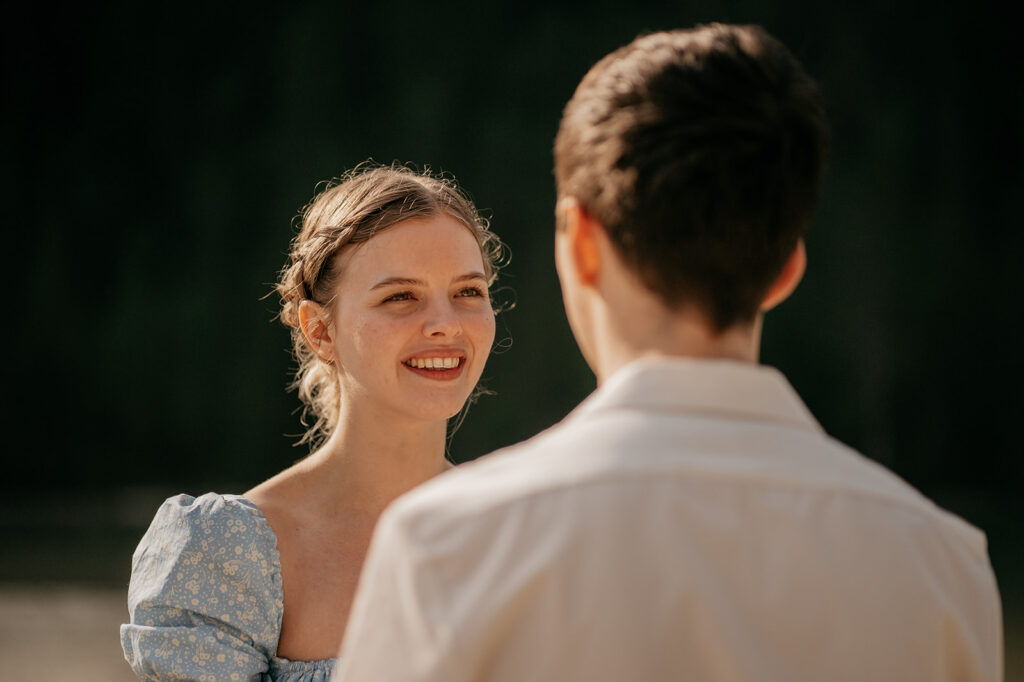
[293,403,450,520]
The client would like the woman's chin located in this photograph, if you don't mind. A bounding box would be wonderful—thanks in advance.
[399,397,474,424]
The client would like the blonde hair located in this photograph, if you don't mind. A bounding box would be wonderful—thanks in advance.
[276,163,505,448]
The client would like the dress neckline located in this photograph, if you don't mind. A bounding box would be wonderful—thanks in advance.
[226,494,339,668]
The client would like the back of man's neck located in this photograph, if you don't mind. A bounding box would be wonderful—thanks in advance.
[591,310,762,385]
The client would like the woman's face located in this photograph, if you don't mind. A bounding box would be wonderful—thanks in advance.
[323,213,496,423]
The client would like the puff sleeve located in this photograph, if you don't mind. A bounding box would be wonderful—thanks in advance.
[120,493,284,682]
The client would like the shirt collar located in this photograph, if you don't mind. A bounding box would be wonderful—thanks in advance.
[568,356,824,434]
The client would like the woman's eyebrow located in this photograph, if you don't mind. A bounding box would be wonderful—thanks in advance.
[370,272,487,291]
[370,276,422,291]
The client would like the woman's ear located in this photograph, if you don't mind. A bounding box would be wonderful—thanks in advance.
[761,239,807,312]
[298,300,335,362]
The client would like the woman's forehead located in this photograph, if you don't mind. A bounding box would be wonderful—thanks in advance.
[336,215,485,283]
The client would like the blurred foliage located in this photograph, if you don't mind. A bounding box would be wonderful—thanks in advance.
[3,2,1020,534]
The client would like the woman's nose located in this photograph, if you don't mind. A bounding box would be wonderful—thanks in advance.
[423,299,463,338]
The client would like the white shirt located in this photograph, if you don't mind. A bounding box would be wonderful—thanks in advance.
[335,357,1003,681]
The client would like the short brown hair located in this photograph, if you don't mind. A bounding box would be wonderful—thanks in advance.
[276,163,504,447]
[554,24,828,330]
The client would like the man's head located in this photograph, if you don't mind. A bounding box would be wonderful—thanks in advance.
[554,24,828,334]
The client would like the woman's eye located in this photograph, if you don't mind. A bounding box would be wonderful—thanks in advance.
[456,287,486,298]
[384,292,414,303]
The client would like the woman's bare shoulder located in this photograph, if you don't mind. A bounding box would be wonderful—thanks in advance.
[244,469,307,538]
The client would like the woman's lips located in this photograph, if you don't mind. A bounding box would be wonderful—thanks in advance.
[402,354,467,381]
[404,356,462,370]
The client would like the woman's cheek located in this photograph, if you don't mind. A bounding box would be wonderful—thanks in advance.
[471,308,496,346]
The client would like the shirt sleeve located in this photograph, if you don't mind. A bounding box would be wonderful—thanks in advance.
[120,494,283,682]
[332,502,460,682]
[333,487,543,682]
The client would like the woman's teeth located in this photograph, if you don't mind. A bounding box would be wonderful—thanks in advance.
[405,357,461,369]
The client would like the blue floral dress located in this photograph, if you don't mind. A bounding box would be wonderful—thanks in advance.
[120,493,337,681]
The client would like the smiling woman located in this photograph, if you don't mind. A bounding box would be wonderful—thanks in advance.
[280,165,505,448]
[297,213,498,427]
[119,164,506,681]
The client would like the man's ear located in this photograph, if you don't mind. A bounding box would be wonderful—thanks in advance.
[557,197,602,286]
[761,239,806,312]
[298,300,335,362]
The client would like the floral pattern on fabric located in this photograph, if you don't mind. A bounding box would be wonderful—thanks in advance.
[120,493,336,681]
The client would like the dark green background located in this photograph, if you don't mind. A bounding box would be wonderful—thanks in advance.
[3,0,1021,667]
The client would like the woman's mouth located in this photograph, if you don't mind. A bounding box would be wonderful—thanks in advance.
[404,357,462,369]
[402,355,466,380]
